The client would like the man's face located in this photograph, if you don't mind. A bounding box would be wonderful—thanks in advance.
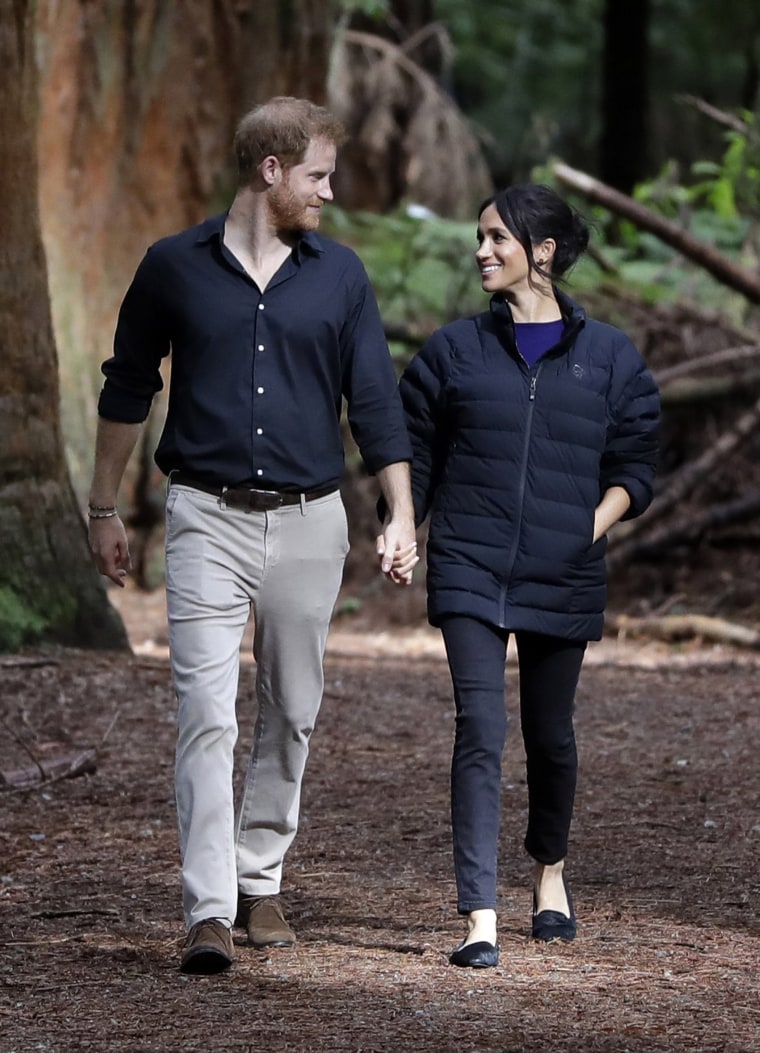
[268,137,337,233]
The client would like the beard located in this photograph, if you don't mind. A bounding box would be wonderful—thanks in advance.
[268,181,321,234]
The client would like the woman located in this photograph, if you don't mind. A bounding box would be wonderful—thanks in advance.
[397,185,659,967]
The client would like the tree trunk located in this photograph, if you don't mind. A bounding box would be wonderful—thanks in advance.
[600,0,650,193]
[0,0,129,651]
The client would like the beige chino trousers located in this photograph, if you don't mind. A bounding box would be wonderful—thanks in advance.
[165,484,349,929]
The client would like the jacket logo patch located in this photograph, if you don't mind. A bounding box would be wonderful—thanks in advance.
[572,363,584,379]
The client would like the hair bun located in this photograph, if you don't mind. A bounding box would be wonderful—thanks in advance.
[571,210,590,255]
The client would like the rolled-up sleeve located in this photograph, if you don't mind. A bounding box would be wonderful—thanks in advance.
[97,247,170,423]
[340,266,412,473]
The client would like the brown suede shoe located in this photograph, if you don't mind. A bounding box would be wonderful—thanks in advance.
[180,919,235,974]
[237,894,296,948]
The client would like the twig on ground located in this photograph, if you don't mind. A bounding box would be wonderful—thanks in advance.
[0,658,60,669]
[1,748,98,792]
[609,613,760,649]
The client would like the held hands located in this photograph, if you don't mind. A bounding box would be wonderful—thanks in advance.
[88,514,132,587]
[376,518,419,586]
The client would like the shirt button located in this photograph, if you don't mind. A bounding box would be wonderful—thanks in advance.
[258,344,265,351]
[258,303,265,311]
[256,428,263,435]
[257,469,263,476]
[257,386,264,394]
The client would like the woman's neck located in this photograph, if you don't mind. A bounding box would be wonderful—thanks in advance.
[505,283,561,324]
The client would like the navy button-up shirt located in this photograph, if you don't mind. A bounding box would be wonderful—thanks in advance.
[98,213,412,490]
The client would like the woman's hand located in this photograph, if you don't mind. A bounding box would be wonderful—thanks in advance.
[592,486,631,543]
[376,522,419,586]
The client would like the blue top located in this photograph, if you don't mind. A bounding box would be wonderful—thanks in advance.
[98,213,412,491]
[514,320,565,367]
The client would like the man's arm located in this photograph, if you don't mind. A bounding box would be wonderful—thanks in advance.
[375,460,419,586]
[87,419,143,587]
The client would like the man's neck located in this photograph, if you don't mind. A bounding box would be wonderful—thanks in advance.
[226,189,296,255]
[224,189,295,289]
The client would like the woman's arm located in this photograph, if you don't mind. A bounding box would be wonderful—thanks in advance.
[600,345,660,520]
[398,331,452,526]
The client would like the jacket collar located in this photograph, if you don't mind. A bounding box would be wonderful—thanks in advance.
[488,287,586,356]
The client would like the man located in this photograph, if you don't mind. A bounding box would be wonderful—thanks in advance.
[88,97,418,974]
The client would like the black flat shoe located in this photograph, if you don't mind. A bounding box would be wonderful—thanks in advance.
[532,873,576,942]
[449,940,499,968]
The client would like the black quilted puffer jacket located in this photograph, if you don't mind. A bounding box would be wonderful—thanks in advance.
[400,290,660,641]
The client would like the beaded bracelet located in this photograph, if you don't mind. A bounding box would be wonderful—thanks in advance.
[87,509,119,519]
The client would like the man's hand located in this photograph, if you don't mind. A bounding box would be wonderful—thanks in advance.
[88,515,132,587]
[376,518,419,586]
[374,461,418,585]
[87,419,143,586]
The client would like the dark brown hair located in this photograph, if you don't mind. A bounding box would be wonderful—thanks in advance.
[479,184,590,282]
[233,97,347,184]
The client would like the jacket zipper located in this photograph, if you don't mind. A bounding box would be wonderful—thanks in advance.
[500,362,542,626]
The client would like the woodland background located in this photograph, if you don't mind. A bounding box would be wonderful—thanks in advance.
[1,5,759,1051]
[1,0,760,650]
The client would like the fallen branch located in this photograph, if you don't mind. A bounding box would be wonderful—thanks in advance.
[660,369,760,405]
[675,94,750,135]
[0,658,60,669]
[1,748,97,791]
[655,343,760,384]
[587,242,620,275]
[598,288,759,348]
[98,706,121,750]
[31,907,120,919]
[1,706,118,793]
[609,613,760,649]
[608,389,760,565]
[609,492,760,563]
[553,161,760,304]
[3,719,46,782]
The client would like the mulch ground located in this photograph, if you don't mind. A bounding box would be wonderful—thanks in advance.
[1,605,759,1052]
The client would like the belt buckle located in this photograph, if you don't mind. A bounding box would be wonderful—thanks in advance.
[246,488,283,512]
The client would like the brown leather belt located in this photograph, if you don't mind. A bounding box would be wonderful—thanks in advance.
[170,472,338,512]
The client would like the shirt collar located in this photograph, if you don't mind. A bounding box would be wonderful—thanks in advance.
[194,212,325,260]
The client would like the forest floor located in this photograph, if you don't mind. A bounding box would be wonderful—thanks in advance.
[1,580,759,1053]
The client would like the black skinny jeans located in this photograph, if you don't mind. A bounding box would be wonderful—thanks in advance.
[440,616,587,915]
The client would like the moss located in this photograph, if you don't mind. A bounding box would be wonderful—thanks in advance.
[0,583,79,653]
[0,586,47,652]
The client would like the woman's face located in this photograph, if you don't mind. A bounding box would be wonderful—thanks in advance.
[475,203,532,295]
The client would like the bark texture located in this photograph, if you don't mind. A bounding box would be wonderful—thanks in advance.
[0,0,128,651]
